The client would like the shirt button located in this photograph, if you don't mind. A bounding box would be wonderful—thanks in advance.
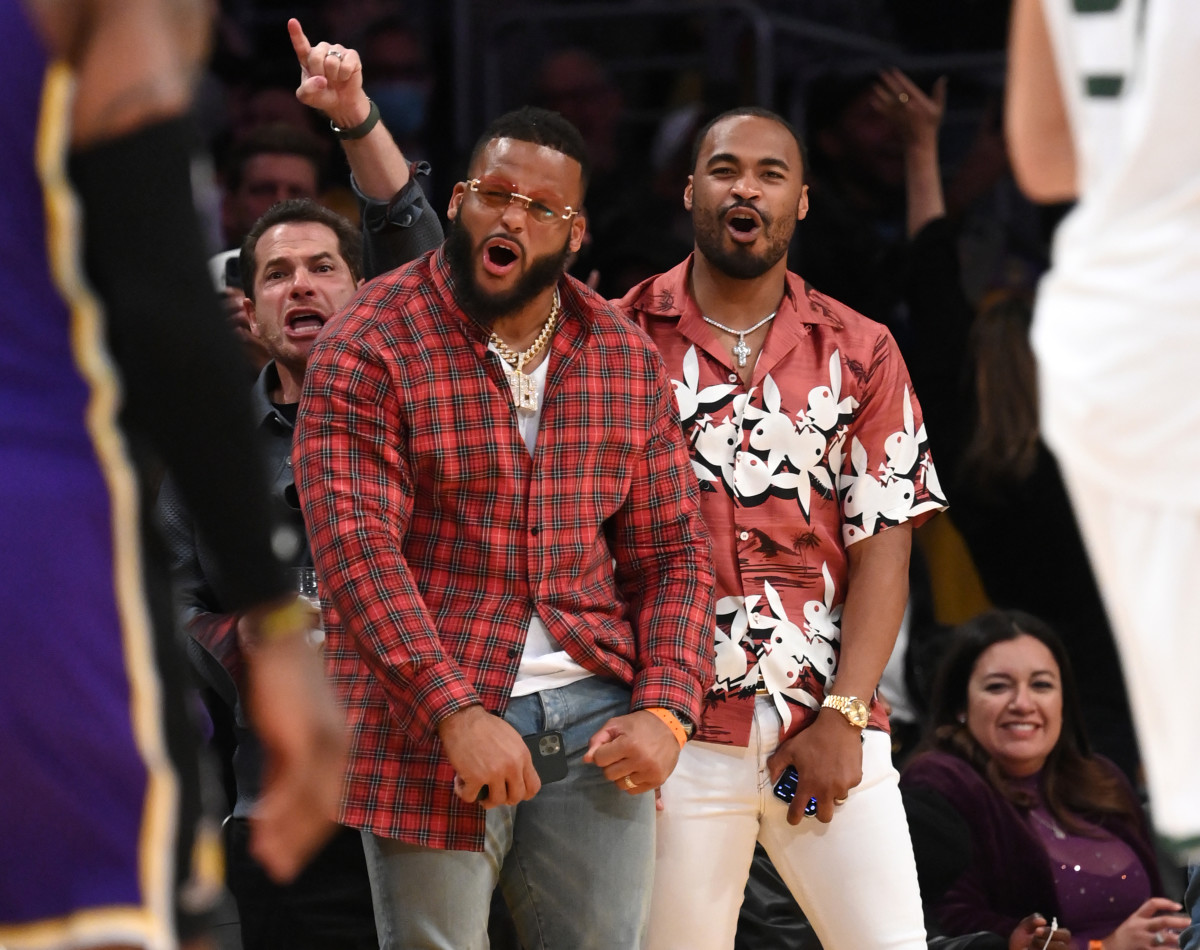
[729,373,738,383]
[530,525,540,536]
[508,647,519,658]
[739,531,749,541]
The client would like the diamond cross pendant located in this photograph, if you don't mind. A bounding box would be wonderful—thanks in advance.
[732,335,751,367]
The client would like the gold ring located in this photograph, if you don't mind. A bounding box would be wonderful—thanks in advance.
[623,775,636,790]
[898,92,910,104]
[834,797,847,805]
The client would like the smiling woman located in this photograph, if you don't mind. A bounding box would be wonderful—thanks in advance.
[902,610,1187,950]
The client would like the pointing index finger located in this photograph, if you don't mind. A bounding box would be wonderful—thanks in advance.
[288,18,312,60]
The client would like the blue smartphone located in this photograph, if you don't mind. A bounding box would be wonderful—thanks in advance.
[772,765,818,816]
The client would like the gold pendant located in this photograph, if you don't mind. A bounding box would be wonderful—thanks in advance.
[509,370,538,412]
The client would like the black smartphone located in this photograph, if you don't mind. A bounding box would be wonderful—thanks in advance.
[772,765,818,816]
[478,729,568,801]
[523,729,568,784]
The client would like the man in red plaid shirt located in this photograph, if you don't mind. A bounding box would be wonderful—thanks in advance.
[294,106,715,950]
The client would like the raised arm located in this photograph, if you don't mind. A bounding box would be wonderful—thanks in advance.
[1006,0,1078,203]
[289,17,443,278]
[871,69,948,239]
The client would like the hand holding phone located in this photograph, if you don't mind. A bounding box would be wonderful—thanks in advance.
[478,729,567,802]
[772,765,818,816]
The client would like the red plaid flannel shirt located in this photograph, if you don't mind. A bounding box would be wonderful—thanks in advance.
[294,248,715,849]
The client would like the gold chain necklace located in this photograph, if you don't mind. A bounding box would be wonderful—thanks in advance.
[490,288,561,413]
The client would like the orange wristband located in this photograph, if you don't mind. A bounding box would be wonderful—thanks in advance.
[645,707,689,749]
[1088,942,1104,950]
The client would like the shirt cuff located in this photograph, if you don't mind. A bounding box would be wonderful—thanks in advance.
[630,665,706,727]
[391,654,481,743]
[354,161,433,233]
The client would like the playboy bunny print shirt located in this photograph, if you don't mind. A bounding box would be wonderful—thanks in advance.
[616,256,948,745]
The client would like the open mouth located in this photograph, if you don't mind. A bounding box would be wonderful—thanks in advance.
[488,245,517,266]
[482,238,521,276]
[726,208,762,242]
[285,311,326,337]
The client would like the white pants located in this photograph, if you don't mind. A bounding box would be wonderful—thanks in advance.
[1058,464,1200,848]
[646,698,927,950]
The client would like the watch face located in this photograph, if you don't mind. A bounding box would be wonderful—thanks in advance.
[847,700,869,728]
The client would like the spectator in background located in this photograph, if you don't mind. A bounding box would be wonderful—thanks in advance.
[534,47,678,296]
[356,14,434,159]
[902,610,1187,950]
[874,67,1139,780]
[221,123,324,248]
[793,71,909,328]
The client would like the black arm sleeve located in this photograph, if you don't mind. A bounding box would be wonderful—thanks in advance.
[354,160,444,280]
[68,116,292,612]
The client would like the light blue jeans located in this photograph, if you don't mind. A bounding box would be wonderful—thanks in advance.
[362,677,655,950]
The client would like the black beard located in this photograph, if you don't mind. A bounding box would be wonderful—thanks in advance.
[693,200,792,280]
[444,217,572,327]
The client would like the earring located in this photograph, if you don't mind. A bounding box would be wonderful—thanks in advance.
[956,713,966,724]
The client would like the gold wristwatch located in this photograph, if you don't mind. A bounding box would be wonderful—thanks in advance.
[821,693,869,729]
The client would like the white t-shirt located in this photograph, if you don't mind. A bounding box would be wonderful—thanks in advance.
[1032,0,1200,502]
[487,345,592,697]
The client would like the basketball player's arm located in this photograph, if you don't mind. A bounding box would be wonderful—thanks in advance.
[28,0,346,884]
[766,522,912,825]
[1006,0,1078,202]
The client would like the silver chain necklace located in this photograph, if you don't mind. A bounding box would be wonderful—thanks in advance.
[702,311,777,366]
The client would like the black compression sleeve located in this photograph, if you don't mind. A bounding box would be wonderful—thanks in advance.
[68,116,292,611]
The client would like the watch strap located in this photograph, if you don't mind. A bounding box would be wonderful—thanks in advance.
[330,99,381,140]
[821,693,868,727]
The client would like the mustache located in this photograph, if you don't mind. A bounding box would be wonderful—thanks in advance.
[720,198,770,227]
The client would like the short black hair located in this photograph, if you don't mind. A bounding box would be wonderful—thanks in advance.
[239,199,363,301]
[467,106,591,197]
[224,124,324,194]
[689,106,808,180]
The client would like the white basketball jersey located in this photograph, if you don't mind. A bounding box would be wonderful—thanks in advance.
[1032,0,1200,500]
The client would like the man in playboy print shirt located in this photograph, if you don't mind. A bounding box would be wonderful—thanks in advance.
[615,106,947,950]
